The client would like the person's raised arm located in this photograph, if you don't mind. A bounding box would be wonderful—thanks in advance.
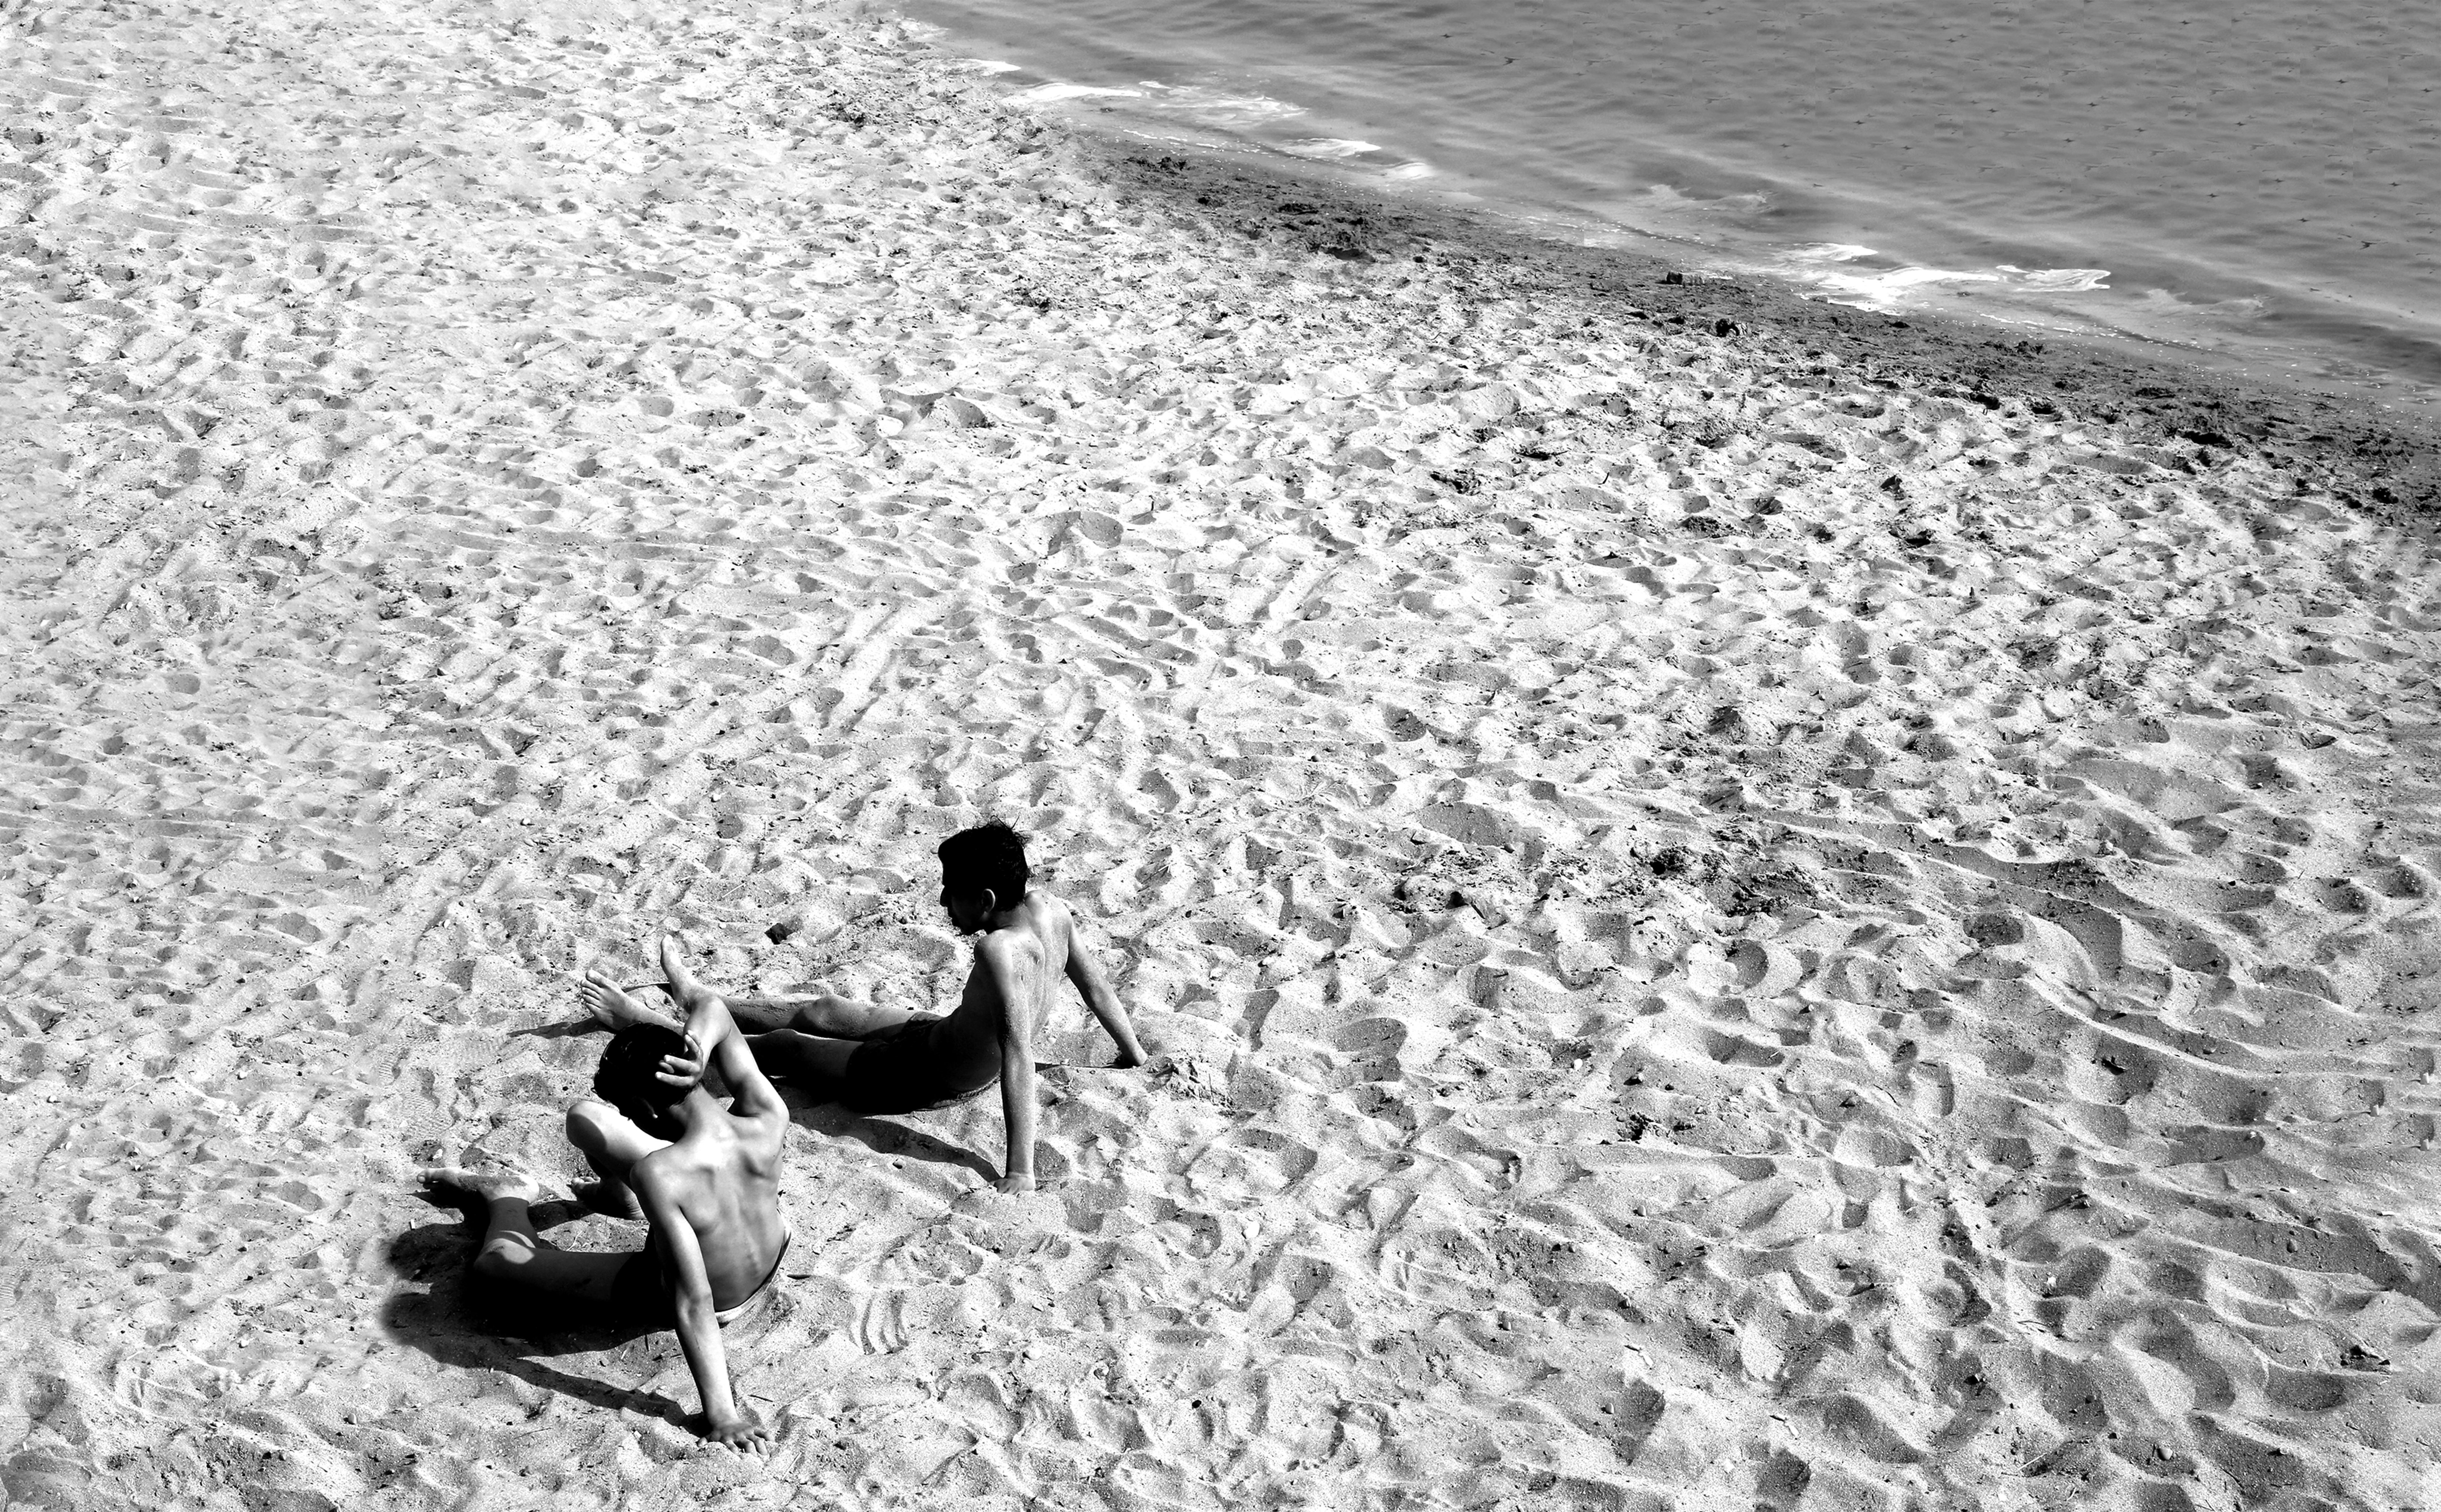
[1065,929,1146,1068]
[636,1176,770,1452]
[702,1015,789,1123]
[652,1003,789,1126]
[654,936,790,1122]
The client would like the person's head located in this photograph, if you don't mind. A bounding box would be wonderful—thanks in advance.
[593,1023,691,1140]
[938,820,1029,933]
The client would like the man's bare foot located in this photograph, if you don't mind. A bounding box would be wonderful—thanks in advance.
[575,1179,646,1221]
[579,969,682,1033]
[659,935,721,1015]
[423,1165,548,1206]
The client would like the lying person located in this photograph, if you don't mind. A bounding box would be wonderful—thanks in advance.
[427,935,791,1451]
[582,821,1146,1193]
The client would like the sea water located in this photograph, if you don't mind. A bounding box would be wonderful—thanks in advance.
[904,0,2441,410]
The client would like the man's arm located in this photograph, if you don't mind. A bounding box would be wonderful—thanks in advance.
[657,937,791,1123]
[1064,930,1146,1068]
[637,1178,771,1451]
[981,939,1039,1193]
[659,991,790,1125]
[996,1035,1038,1194]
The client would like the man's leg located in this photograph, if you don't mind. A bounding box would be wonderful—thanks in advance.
[565,1097,670,1218]
[741,992,912,1039]
[738,1026,862,1090]
[657,935,899,1093]
[424,1167,630,1306]
[583,967,908,1039]
[578,971,684,1033]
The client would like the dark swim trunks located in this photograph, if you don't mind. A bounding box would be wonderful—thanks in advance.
[610,1225,792,1326]
[840,1013,983,1115]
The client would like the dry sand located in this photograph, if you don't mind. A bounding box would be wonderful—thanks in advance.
[5,0,2441,1508]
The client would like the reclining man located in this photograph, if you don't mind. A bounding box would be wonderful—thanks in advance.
[581,821,1147,1193]
[427,936,790,1452]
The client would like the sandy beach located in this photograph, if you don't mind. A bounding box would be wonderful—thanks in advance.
[5,0,2441,1508]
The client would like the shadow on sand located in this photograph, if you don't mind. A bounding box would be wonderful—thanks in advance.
[384,1058,1086,1426]
[379,1193,688,1430]
[790,1099,1000,1183]
[506,1019,594,1042]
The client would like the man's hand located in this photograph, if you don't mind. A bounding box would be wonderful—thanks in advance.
[657,1033,708,1092]
[702,1408,773,1453]
[995,1171,1037,1195]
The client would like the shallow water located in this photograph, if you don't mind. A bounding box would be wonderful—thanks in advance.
[907,0,2441,410]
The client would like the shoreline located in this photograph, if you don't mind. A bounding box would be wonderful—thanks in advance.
[1053,122,2441,515]
[7,1,2441,1508]
[903,0,2441,434]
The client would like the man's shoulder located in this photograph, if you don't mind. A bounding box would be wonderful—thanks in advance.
[723,1098,791,1149]
[628,1144,685,1205]
[636,1134,764,1202]
[635,1128,722,1178]
[973,927,1039,974]
[1014,890,1074,941]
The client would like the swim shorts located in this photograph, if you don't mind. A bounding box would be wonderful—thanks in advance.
[610,1226,792,1326]
[840,1013,976,1115]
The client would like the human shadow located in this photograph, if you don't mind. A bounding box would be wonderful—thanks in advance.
[507,1020,594,1042]
[787,1097,999,1182]
[379,1192,688,1430]
[513,980,674,1041]
[781,1065,1102,1186]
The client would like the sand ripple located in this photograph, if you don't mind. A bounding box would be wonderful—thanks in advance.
[4,0,2439,1508]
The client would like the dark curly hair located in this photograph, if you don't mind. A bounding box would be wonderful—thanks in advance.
[593,1023,690,1139]
[938,820,1030,905]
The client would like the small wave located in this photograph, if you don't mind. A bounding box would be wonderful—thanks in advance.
[1280,138,1384,160]
[1801,264,2001,308]
[1631,183,1772,218]
[1999,265,2112,293]
[947,58,1024,75]
[1005,82,1146,105]
[983,71,1434,182]
[1134,82,1307,127]
[2128,287,2269,320]
[997,75,1312,135]
[1779,252,2115,311]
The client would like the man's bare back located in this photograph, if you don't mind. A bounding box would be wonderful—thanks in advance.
[433,938,791,1452]
[950,885,1143,1191]
[931,889,1092,1086]
[624,1032,789,1314]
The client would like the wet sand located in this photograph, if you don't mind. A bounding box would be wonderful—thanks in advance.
[5,0,2440,1508]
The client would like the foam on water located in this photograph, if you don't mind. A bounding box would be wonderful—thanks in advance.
[1766,246,2116,314]
[1788,245,1880,266]
[1004,81,1141,106]
[1280,139,1386,161]
[2005,269,2114,296]
[906,0,2441,411]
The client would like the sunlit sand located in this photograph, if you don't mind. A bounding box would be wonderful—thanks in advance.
[5,0,2437,1506]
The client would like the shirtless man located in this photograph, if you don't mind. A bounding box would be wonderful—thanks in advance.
[427,936,790,1450]
[581,821,1146,1193]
